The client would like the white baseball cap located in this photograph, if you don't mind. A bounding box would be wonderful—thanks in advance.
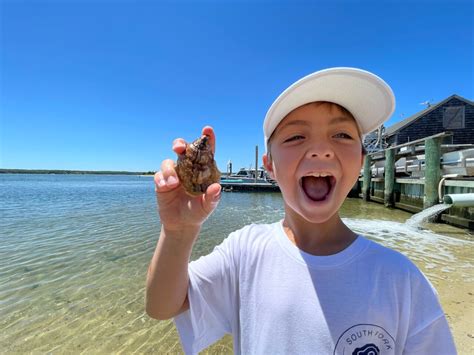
[263,67,395,150]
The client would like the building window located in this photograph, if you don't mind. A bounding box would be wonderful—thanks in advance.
[443,106,465,129]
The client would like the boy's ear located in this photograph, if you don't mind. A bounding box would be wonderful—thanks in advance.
[262,153,275,179]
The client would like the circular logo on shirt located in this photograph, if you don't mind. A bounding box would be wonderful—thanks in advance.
[333,324,395,355]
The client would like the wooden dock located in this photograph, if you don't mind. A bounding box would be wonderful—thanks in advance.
[220,181,280,192]
[221,145,280,192]
[359,132,474,229]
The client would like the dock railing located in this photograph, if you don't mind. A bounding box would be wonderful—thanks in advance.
[361,132,466,209]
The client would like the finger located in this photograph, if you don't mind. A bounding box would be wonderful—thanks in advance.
[201,182,221,215]
[160,159,180,189]
[154,171,167,192]
[172,138,187,155]
[202,126,216,154]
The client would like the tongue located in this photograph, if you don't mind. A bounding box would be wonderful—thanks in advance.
[302,176,331,201]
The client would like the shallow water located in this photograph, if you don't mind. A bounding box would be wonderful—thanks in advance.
[0,174,472,353]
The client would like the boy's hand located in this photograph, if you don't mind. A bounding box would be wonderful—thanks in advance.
[154,126,221,233]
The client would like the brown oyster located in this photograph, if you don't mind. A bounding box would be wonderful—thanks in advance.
[176,135,221,196]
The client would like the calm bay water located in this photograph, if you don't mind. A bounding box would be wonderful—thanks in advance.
[1,174,473,353]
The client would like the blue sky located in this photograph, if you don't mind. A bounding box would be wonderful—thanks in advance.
[1,0,473,172]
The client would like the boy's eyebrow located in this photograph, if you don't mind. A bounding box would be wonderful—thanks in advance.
[277,120,311,130]
[278,116,355,131]
[328,115,356,125]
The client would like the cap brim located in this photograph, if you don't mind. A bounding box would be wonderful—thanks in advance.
[263,67,395,149]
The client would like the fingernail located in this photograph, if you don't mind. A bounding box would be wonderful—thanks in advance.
[158,179,166,188]
[167,175,178,186]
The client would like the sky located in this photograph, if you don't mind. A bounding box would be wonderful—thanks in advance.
[1,0,473,172]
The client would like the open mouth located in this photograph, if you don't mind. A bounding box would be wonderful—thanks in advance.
[301,173,336,202]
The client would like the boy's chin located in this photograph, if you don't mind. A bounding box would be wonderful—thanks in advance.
[285,202,340,225]
[299,211,339,224]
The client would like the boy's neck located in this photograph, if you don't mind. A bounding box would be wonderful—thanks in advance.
[282,210,357,256]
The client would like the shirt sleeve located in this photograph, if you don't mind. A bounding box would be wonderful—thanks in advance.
[174,232,239,355]
[403,267,457,354]
[403,315,457,354]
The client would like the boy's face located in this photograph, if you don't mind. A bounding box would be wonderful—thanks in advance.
[263,102,364,224]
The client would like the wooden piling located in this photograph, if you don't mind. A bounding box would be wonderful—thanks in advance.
[255,145,258,183]
[362,155,372,201]
[424,137,442,209]
[384,148,395,207]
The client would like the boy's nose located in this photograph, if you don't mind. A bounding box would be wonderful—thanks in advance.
[306,144,334,159]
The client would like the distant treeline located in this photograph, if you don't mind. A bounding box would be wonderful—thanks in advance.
[0,169,156,175]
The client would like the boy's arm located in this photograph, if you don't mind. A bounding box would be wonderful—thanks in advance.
[145,226,198,320]
[145,126,221,320]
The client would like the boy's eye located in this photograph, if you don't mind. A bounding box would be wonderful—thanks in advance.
[284,135,305,143]
[333,132,353,139]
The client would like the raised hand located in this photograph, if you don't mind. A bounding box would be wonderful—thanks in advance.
[154,126,221,233]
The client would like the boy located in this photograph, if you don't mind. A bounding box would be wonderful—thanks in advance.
[146,67,456,354]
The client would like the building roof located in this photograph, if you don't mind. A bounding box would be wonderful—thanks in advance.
[384,94,474,137]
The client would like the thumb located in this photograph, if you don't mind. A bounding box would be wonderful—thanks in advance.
[201,183,222,215]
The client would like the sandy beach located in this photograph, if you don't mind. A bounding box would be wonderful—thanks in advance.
[437,276,474,353]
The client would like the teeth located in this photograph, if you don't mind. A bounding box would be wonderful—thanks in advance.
[306,172,332,177]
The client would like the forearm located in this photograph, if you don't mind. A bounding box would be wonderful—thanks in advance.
[146,225,199,320]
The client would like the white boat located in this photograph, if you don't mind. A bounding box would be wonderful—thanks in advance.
[221,167,276,184]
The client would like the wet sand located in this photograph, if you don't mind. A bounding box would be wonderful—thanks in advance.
[442,286,474,354]
[430,249,474,354]
[421,221,474,354]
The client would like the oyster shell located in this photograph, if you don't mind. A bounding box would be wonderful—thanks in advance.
[176,135,221,196]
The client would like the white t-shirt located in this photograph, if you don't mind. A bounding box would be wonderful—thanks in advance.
[174,221,456,354]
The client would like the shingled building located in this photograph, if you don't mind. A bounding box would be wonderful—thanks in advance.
[385,94,474,146]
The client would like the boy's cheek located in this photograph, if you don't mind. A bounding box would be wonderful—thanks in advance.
[266,150,299,181]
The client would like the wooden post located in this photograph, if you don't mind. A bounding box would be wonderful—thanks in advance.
[384,148,395,207]
[255,145,258,183]
[362,155,372,201]
[424,137,441,208]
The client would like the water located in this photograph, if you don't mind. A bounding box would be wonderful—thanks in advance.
[1,174,473,353]
[405,203,453,228]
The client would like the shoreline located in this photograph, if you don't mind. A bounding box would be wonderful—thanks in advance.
[0,169,154,175]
